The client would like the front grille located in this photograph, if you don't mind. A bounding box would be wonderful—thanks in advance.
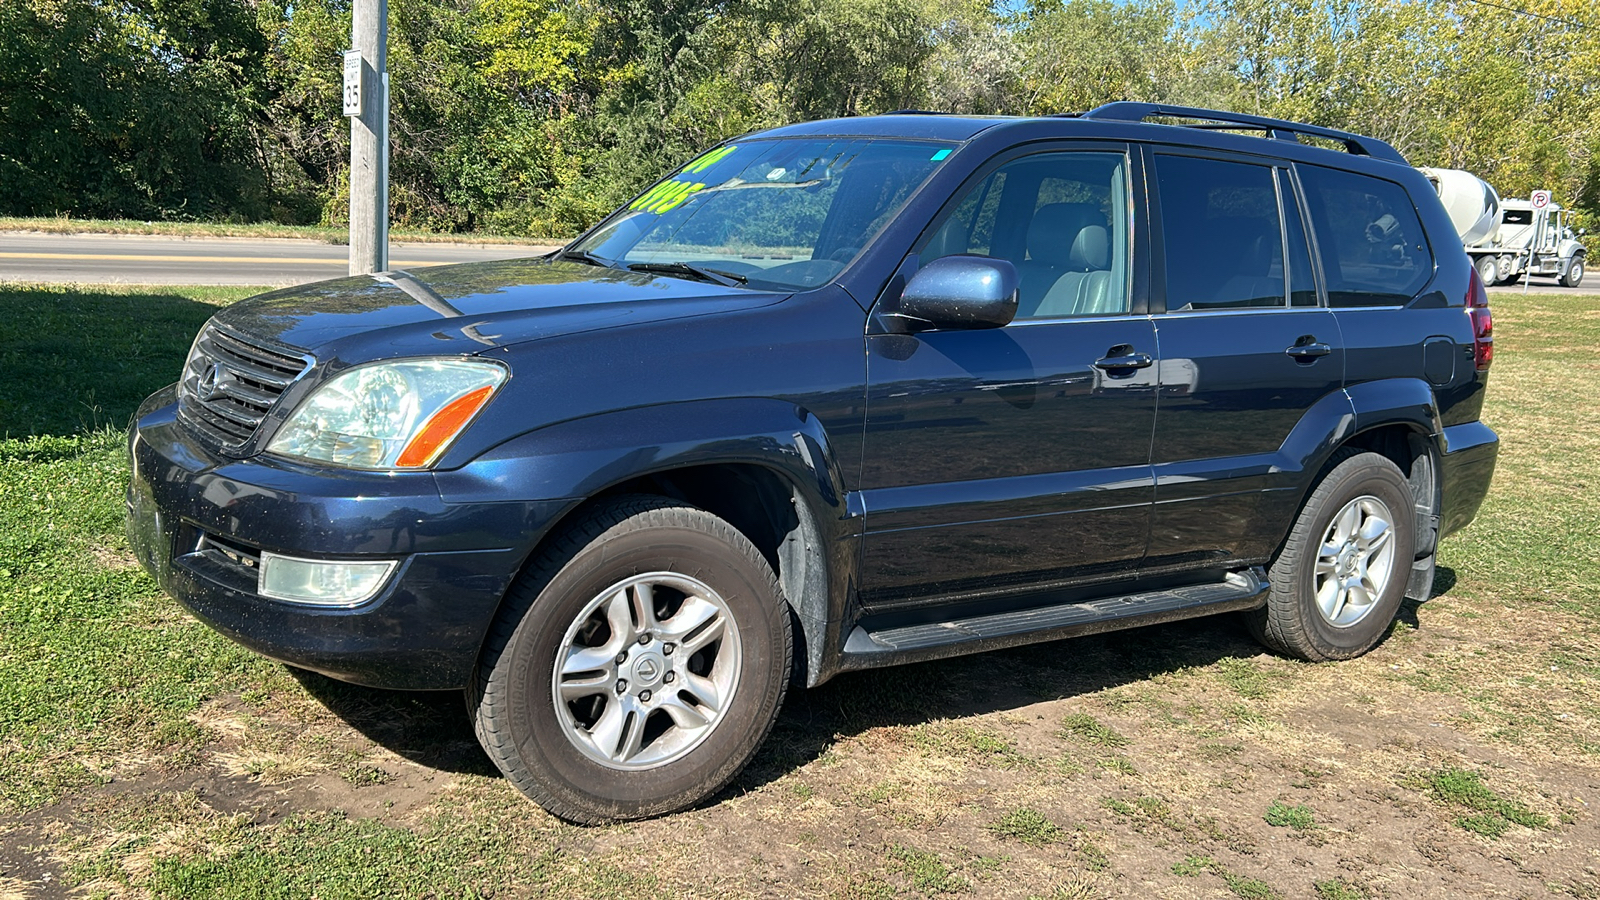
[177,324,311,451]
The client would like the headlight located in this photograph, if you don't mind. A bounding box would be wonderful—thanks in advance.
[267,359,507,469]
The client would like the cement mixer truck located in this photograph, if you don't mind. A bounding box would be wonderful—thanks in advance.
[1420,168,1587,288]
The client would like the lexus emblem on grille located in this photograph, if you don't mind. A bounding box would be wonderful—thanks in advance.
[197,363,226,402]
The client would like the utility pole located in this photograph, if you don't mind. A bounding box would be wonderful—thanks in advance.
[346,0,388,275]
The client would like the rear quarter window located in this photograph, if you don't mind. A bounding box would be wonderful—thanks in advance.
[1298,165,1433,307]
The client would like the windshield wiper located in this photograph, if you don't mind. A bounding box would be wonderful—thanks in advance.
[626,261,748,287]
[555,248,617,268]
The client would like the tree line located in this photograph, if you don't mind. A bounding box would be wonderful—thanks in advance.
[2,0,1596,237]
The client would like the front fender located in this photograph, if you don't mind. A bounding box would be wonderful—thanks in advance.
[433,397,860,686]
[435,398,848,511]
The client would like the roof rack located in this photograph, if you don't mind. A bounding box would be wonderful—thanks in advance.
[1080,102,1407,164]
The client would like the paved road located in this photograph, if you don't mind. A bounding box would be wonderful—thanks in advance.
[0,232,560,286]
[1486,278,1590,296]
[2,231,1590,295]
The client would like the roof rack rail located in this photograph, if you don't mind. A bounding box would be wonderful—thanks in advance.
[1080,102,1406,164]
[885,109,948,116]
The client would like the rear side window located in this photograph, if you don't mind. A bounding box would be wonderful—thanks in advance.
[1298,165,1433,307]
[1154,155,1287,311]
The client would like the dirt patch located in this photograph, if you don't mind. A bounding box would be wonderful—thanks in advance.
[9,602,1600,897]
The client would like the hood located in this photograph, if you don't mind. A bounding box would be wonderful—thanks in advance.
[210,258,787,358]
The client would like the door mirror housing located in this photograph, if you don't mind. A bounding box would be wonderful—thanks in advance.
[884,255,1019,333]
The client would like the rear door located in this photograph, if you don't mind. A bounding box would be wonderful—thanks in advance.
[857,145,1158,608]
[1143,149,1346,571]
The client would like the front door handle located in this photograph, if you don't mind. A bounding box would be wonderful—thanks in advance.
[1285,341,1332,360]
[1093,352,1153,371]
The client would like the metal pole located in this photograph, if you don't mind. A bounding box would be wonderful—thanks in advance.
[349,0,388,276]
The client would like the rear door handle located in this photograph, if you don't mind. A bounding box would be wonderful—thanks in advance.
[1093,352,1153,370]
[1285,342,1332,359]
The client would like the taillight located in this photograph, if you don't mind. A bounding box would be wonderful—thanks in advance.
[1466,267,1493,371]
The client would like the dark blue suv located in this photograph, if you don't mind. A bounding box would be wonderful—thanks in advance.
[127,103,1499,823]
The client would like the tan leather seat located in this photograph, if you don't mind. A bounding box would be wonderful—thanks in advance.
[1015,203,1107,317]
[1035,224,1115,317]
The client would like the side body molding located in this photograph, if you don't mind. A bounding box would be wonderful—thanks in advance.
[433,397,861,687]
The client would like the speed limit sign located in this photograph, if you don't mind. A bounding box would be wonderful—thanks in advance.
[1531,190,1552,210]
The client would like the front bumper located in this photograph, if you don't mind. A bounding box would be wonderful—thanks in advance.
[126,386,575,690]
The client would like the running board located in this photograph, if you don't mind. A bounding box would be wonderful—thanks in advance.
[836,569,1268,672]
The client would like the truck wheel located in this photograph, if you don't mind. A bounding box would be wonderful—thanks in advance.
[1248,450,1417,662]
[1561,255,1585,288]
[1475,255,1499,287]
[470,496,792,824]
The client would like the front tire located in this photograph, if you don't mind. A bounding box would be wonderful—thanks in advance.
[1561,255,1585,288]
[1249,450,1417,661]
[1475,255,1499,287]
[470,496,792,823]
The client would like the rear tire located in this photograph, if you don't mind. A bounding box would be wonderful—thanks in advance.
[470,496,792,823]
[1249,450,1417,661]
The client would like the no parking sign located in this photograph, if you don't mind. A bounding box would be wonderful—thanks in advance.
[1532,190,1552,210]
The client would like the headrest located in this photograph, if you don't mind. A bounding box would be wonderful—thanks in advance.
[1070,226,1110,270]
[1027,203,1105,262]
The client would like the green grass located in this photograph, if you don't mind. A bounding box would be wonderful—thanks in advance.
[0,285,280,813]
[1171,855,1281,900]
[0,215,564,244]
[0,284,260,438]
[989,807,1065,845]
[1423,767,1549,837]
[885,844,969,894]
[1314,878,1369,900]
[1263,800,1315,831]
[910,721,1035,768]
[1059,713,1130,748]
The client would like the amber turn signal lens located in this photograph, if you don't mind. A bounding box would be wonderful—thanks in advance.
[396,385,497,468]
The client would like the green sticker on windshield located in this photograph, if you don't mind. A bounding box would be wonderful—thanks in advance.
[682,145,737,174]
[628,179,707,213]
[930,148,951,161]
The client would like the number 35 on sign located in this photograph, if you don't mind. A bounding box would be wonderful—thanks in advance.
[342,50,363,117]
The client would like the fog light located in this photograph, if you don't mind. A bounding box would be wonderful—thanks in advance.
[258,553,398,607]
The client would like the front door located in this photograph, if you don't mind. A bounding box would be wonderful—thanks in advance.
[857,148,1157,608]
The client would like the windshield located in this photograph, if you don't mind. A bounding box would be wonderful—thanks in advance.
[572,138,956,291]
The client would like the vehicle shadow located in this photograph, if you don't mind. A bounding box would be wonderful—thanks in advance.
[734,612,1272,796]
[286,668,499,778]
[286,565,1460,813]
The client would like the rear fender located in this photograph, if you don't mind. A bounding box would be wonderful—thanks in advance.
[1258,380,1441,565]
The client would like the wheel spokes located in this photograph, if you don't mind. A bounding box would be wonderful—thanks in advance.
[558,668,612,701]
[657,692,712,730]
[631,581,660,634]
[551,572,744,771]
[586,697,629,759]
[1312,494,1400,628]
[675,605,727,657]
[604,588,638,646]
[682,671,726,714]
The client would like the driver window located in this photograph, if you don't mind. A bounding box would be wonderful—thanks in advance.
[922,152,1131,319]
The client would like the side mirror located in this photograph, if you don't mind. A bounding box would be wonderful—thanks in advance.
[884,255,1018,333]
